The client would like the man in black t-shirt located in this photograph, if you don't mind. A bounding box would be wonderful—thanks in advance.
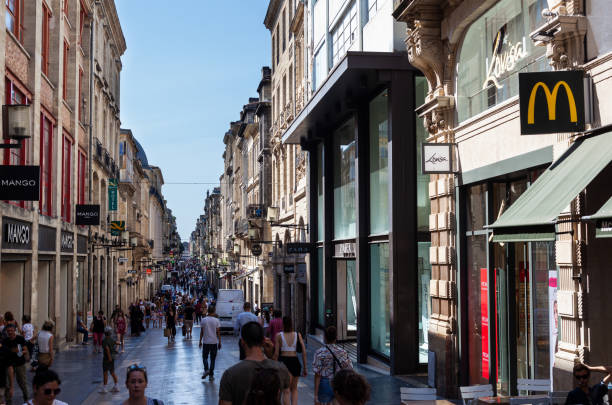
[566,363,611,405]
[2,324,29,404]
[183,301,195,339]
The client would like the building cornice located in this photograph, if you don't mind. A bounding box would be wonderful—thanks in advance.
[264,0,283,30]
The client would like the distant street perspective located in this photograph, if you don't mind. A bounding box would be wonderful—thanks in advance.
[2,0,612,405]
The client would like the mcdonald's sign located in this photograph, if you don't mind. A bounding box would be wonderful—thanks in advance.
[110,221,125,236]
[519,71,585,135]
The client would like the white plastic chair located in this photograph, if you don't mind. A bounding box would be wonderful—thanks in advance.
[460,384,495,405]
[401,387,437,402]
[517,379,551,394]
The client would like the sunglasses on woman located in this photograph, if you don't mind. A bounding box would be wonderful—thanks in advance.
[128,364,146,372]
[43,388,61,395]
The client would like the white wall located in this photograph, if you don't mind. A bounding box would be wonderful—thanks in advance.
[363,0,406,52]
[586,0,612,60]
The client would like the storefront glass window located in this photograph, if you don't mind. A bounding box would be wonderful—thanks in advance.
[317,247,325,327]
[416,77,430,232]
[456,0,549,122]
[369,90,389,234]
[418,241,432,363]
[317,144,324,242]
[467,233,489,385]
[370,243,390,356]
[333,118,356,239]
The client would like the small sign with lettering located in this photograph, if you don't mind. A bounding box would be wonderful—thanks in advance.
[60,231,74,253]
[286,242,314,255]
[422,143,453,174]
[0,166,40,201]
[2,217,32,249]
[76,205,100,226]
[596,219,612,239]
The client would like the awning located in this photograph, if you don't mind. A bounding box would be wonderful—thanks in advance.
[586,196,612,238]
[490,129,612,241]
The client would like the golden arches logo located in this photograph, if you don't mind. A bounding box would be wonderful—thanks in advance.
[527,81,577,124]
[110,221,125,231]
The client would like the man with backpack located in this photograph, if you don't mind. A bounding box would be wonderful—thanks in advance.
[312,326,353,405]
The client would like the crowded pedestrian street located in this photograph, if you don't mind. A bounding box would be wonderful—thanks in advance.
[7,316,413,405]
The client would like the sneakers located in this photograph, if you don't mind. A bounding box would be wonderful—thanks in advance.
[202,370,209,379]
[111,385,120,393]
[99,386,107,394]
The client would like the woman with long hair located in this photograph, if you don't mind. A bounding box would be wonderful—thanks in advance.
[243,368,281,405]
[273,316,307,405]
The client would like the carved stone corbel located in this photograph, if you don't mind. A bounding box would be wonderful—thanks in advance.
[531,12,587,70]
[416,95,455,140]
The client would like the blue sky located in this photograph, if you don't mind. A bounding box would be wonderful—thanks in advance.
[115,2,271,242]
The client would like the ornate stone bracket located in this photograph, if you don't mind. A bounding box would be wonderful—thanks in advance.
[415,95,455,140]
[531,13,587,70]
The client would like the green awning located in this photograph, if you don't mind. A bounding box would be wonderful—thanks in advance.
[491,229,556,243]
[490,130,612,241]
[590,196,612,238]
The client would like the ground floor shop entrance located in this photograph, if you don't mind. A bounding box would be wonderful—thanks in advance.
[0,260,25,321]
[464,175,556,395]
[335,259,357,341]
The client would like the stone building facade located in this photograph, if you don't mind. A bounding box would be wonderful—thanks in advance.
[393,0,612,396]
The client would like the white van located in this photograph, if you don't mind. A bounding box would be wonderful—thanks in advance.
[216,289,245,331]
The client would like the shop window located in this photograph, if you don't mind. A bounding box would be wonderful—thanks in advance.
[333,118,356,239]
[369,89,389,234]
[6,0,24,43]
[418,241,432,363]
[370,242,390,356]
[40,114,53,216]
[456,0,549,122]
[416,77,430,232]
[42,3,51,76]
[62,134,73,222]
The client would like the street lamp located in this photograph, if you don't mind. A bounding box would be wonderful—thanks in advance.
[1,104,31,149]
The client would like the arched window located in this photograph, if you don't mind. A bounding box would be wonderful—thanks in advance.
[456,0,549,123]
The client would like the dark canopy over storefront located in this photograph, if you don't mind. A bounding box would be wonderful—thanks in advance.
[489,128,612,241]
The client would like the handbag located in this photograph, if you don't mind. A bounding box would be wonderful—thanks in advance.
[164,328,170,338]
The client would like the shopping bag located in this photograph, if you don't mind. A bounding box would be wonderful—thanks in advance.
[164,328,170,338]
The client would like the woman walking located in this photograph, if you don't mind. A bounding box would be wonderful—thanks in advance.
[25,368,68,405]
[114,310,127,353]
[312,326,353,405]
[36,321,54,369]
[165,306,176,344]
[91,311,106,354]
[121,364,164,405]
[273,316,307,405]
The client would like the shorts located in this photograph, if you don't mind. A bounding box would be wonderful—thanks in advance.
[103,360,114,373]
[279,356,302,377]
[317,377,334,403]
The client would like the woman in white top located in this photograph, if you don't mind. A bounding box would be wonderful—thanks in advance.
[273,316,307,405]
[25,368,68,405]
[21,315,36,369]
[37,321,54,369]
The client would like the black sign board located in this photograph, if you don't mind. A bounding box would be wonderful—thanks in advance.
[0,165,40,201]
[75,205,100,225]
[2,217,32,249]
[283,264,295,274]
[519,71,585,135]
[38,225,56,252]
[596,219,612,239]
[251,244,262,257]
[286,242,314,254]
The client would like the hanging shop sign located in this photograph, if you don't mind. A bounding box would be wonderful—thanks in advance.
[422,143,453,174]
[596,219,612,238]
[118,257,129,264]
[251,244,262,257]
[108,178,118,211]
[519,70,586,135]
[76,204,100,225]
[2,217,32,249]
[0,165,40,201]
[283,264,295,274]
[127,269,137,274]
[110,221,125,236]
[60,231,74,253]
[286,242,314,254]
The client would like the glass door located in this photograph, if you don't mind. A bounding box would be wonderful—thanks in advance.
[346,260,357,336]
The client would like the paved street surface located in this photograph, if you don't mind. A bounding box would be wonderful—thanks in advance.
[10,324,412,405]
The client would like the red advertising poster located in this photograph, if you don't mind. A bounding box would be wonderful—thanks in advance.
[481,268,489,380]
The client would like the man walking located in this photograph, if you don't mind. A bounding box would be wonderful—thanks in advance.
[219,322,290,405]
[183,301,195,340]
[234,302,258,360]
[199,305,221,381]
